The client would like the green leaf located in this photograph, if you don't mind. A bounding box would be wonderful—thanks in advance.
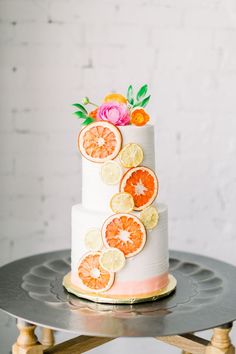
[73,103,87,114]
[133,101,142,108]
[136,84,148,101]
[127,85,134,104]
[133,95,151,108]
[74,111,88,119]
[140,95,151,108]
[82,117,95,125]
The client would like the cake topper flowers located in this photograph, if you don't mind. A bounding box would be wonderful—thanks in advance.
[97,102,130,126]
[73,84,151,127]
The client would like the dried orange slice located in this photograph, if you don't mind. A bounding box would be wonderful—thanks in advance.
[78,121,122,163]
[110,192,134,213]
[101,160,123,185]
[104,93,127,104]
[120,166,158,211]
[84,228,103,251]
[102,213,146,257]
[140,206,159,230]
[78,252,114,292]
[119,143,144,168]
[99,248,126,272]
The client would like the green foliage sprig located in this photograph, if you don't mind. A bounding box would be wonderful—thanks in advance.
[126,84,151,109]
[72,101,95,126]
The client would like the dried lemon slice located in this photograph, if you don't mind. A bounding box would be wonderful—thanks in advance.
[110,192,134,213]
[140,206,159,230]
[119,143,144,168]
[99,248,126,272]
[84,228,103,251]
[101,161,123,185]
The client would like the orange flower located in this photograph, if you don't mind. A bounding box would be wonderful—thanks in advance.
[104,93,127,104]
[88,108,98,120]
[130,109,150,126]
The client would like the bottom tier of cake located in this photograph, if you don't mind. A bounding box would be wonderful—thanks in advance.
[71,203,169,297]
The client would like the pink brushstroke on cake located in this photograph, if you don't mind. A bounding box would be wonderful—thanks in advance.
[71,272,169,296]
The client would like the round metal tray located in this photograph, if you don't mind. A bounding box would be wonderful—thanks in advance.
[0,249,236,337]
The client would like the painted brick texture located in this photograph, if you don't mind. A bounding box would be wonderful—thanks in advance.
[1,0,236,351]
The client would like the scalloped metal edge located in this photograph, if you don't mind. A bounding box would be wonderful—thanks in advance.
[63,273,177,304]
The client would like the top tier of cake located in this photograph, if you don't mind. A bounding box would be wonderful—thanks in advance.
[82,124,155,213]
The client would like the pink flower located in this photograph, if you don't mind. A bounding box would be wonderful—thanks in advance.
[97,102,130,126]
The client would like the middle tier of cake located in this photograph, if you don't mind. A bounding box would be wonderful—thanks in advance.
[81,124,155,213]
[71,202,169,296]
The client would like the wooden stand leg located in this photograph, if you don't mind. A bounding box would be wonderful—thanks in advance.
[12,319,43,354]
[41,328,55,349]
[43,335,114,353]
[205,323,235,354]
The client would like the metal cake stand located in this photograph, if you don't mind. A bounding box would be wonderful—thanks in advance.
[0,250,236,353]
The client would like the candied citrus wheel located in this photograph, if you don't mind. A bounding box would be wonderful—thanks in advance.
[120,166,158,211]
[78,121,122,163]
[78,252,114,292]
[140,206,159,230]
[119,143,144,168]
[84,228,103,251]
[101,160,123,185]
[104,93,127,104]
[102,213,146,257]
[110,192,134,213]
[99,248,126,272]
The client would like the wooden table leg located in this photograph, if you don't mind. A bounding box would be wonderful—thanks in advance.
[156,333,209,354]
[205,323,235,354]
[41,328,55,349]
[12,319,43,354]
[43,335,115,353]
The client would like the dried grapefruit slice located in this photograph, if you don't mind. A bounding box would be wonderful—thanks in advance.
[84,228,103,251]
[110,192,134,213]
[101,160,123,185]
[78,121,122,163]
[99,248,126,272]
[120,166,158,211]
[77,252,114,292]
[102,213,146,257]
[140,206,159,230]
[119,143,144,168]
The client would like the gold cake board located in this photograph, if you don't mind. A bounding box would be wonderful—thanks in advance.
[63,272,177,304]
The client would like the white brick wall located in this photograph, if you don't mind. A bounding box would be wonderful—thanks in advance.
[1,0,236,352]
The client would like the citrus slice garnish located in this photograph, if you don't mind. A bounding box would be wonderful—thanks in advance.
[120,166,158,211]
[104,93,127,104]
[84,228,103,251]
[102,213,146,258]
[101,160,123,185]
[78,121,122,163]
[119,143,144,168]
[140,206,159,230]
[110,192,134,213]
[77,252,114,292]
[99,248,126,272]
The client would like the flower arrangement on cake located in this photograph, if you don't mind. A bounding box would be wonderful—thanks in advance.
[63,85,176,303]
[73,84,151,127]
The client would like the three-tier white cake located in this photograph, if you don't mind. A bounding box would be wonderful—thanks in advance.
[64,86,174,303]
